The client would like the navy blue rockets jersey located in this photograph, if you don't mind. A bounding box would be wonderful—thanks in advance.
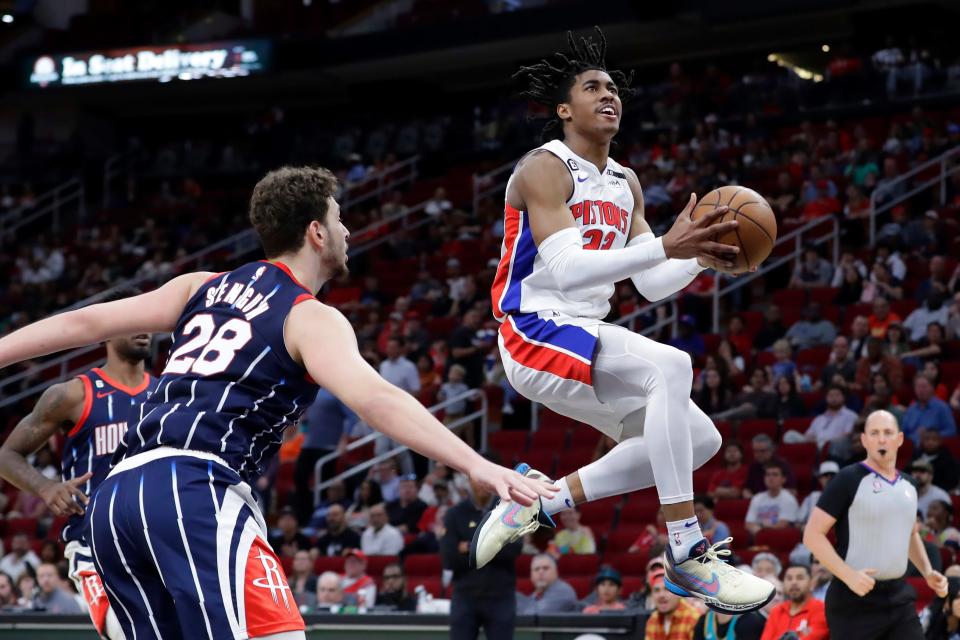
[116,260,319,483]
[61,367,153,542]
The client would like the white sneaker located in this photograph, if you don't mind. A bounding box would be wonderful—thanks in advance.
[469,463,555,569]
[664,537,775,614]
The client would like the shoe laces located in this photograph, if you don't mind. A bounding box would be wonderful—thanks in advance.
[695,537,742,583]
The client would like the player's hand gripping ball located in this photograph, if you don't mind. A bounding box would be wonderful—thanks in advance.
[691,186,777,274]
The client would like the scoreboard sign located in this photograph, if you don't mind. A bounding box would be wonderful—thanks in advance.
[27,39,272,88]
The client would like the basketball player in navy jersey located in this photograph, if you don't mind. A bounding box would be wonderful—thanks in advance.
[0,166,555,640]
[0,288,152,640]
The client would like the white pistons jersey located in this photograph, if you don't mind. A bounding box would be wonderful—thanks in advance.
[491,139,634,321]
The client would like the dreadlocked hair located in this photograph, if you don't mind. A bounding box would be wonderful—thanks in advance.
[513,26,635,142]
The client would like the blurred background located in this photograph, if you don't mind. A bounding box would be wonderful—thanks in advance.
[0,0,959,637]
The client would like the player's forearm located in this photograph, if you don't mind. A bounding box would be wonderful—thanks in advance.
[0,448,55,495]
[538,227,667,291]
[803,528,853,582]
[0,308,99,369]
[908,531,934,576]
[627,232,704,301]
[359,385,483,475]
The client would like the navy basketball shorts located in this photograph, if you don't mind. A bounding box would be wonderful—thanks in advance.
[88,447,303,640]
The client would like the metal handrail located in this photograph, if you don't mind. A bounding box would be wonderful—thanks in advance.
[472,158,518,214]
[0,178,85,237]
[313,389,488,504]
[341,155,420,212]
[869,145,960,245]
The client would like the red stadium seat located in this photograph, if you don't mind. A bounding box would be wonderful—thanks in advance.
[5,518,38,537]
[781,417,812,433]
[314,556,345,574]
[521,451,556,478]
[489,430,528,456]
[604,528,647,553]
[530,429,566,450]
[796,346,831,368]
[365,555,399,578]
[603,553,653,577]
[517,577,534,595]
[567,576,593,598]
[568,426,601,449]
[714,499,750,523]
[577,499,618,528]
[739,419,778,441]
[942,437,960,459]
[907,577,935,611]
[754,527,802,552]
[558,553,600,576]
[404,554,441,577]
[515,555,533,578]
[557,448,594,473]
[619,491,660,524]
[621,577,645,597]
[779,443,818,466]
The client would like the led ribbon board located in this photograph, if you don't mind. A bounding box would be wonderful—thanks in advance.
[27,39,272,88]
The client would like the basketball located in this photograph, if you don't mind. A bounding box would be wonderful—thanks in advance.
[691,185,777,274]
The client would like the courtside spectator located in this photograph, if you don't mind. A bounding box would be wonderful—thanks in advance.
[316,571,357,609]
[752,553,783,580]
[516,554,579,614]
[386,474,428,534]
[295,388,357,523]
[785,304,837,350]
[760,564,828,640]
[270,506,312,558]
[371,460,401,502]
[316,504,361,557]
[0,534,39,582]
[789,247,834,289]
[32,563,81,615]
[375,562,417,611]
[854,337,903,392]
[693,609,766,640]
[792,386,858,450]
[0,572,16,609]
[798,461,840,524]
[361,503,404,555]
[849,315,871,360]
[755,305,787,352]
[817,336,858,390]
[670,315,706,358]
[903,292,950,342]
[715,369,777,421]
[912,460,953,519]
[925,500,960,547]
[902,374,957,445]
[746,435,797,496]
[582,567,626,614]
[341,550,377,607]
[694,495,731,543]
[438,364,471,423]
[868,297,902,337]
[708,441,749,499]
[768,341,797,381]
[645,568,700,640]
[746,462,799,535]
[914,430,959,491]
[290,550,318,610]
[552,507,597,555]
[774,376,807,420]
[448,309,487,388]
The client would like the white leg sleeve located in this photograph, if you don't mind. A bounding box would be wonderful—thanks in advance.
[578,324,720,504]
[578,401,722,502]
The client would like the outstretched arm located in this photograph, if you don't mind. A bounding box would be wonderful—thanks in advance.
[286,300,556,506]
[0,272,211,370]
[0,379,91,516]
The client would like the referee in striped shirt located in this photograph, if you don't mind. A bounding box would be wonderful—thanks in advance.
[803,410,948,639]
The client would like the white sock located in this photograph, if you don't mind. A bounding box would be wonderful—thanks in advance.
[540,476,575,516]
[666,517,704,560]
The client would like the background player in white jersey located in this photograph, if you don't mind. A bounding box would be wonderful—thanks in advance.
[473,28,775,613]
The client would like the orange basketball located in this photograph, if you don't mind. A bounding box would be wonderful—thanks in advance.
[691,185,777,274]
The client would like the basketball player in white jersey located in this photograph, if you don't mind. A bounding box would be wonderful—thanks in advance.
[472,28,775,613]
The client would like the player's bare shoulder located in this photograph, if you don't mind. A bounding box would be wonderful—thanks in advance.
[507,149,573,211]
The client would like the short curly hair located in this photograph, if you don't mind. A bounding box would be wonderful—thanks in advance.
[249,166,340,258]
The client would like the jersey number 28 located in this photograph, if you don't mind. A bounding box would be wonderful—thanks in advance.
[164,314,253,376]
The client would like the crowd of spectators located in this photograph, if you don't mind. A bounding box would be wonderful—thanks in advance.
[1,41,960,638]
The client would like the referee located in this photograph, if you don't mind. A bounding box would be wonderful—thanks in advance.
[803,410,948,639]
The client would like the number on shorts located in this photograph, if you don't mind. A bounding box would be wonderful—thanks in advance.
[164,314,252,376]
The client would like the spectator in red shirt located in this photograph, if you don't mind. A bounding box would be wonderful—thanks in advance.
[760,564,828,640]
[800,180,841,221]
[725,315,753,362]
[708,441,748,500]
[868,296,902,338]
